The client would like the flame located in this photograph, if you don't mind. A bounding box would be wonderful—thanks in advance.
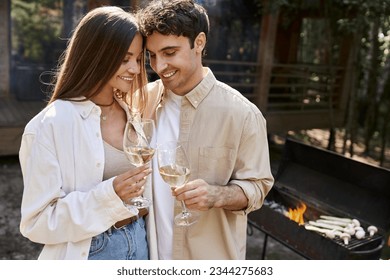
[287,203,307,225]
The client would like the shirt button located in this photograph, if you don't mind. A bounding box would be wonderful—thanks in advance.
[81,252,87,257]
[96,162,101,168]
[96,132,100,138]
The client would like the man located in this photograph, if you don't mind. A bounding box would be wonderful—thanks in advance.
[139,0,274,260]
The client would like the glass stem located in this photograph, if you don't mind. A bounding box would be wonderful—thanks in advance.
[180,201,189,214]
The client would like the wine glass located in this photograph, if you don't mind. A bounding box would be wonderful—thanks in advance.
[157,141,199,226]
[123,118,155,208]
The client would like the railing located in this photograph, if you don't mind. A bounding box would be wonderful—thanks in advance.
[268,63,344,113]
[203,59,260,101]
[203,59,345,114]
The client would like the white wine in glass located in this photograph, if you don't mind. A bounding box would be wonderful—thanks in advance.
[157,141,199,226]
[123,118,155,208]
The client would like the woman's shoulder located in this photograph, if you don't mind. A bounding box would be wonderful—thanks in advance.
[24,100,83,133]
[43,100,80,122]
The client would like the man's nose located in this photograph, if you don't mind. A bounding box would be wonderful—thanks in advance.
[154,57,168,73]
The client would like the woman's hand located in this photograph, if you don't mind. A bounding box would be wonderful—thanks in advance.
[113,165,151,202]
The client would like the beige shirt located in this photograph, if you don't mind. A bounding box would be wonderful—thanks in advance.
[145,68,274,260]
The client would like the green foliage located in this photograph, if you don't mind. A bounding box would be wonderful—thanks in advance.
[11,0,63,64]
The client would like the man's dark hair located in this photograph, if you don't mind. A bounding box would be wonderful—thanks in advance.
[137,0,209,54]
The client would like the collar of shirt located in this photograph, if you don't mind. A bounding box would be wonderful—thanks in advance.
[69,97,96,119]
[159,67,216,109]
[68,95,130,120]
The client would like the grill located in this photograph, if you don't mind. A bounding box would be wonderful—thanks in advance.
[248,138,390,259]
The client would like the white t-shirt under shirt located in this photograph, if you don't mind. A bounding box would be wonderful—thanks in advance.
[152,90,182,260]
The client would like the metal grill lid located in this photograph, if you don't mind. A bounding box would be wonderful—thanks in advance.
[275,138,390,231]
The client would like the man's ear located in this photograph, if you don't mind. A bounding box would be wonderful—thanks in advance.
[195,32,206,53]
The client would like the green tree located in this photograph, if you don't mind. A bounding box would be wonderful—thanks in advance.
[11,0,63,64]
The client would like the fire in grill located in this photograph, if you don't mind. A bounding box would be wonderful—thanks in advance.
[248,138,390,259]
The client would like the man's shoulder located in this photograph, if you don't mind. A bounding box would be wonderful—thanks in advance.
[212,80,261,114]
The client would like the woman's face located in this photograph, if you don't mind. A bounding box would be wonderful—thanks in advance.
[107,33,143,93]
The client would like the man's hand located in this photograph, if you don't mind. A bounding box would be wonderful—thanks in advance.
[172,179,248,211]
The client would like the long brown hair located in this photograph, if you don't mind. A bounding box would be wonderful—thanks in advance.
[48,6,147,109]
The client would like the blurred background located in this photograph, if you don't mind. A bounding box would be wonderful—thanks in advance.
[0,0,389,260]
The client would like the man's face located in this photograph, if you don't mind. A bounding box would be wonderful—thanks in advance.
[146,32,204,96]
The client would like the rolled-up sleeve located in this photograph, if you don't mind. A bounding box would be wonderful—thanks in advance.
[230,111,274,215]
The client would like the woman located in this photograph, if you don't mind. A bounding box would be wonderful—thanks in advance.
[19,6,152,260]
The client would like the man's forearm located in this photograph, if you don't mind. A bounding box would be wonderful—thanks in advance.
[213,184,248,211]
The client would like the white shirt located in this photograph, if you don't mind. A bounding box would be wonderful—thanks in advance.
[152,90,182,259]
[18,98,140,259]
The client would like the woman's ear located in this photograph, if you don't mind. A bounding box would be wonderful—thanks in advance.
[195,32,206,53]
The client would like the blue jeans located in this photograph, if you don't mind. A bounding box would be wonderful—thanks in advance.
[88,218,148,260]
